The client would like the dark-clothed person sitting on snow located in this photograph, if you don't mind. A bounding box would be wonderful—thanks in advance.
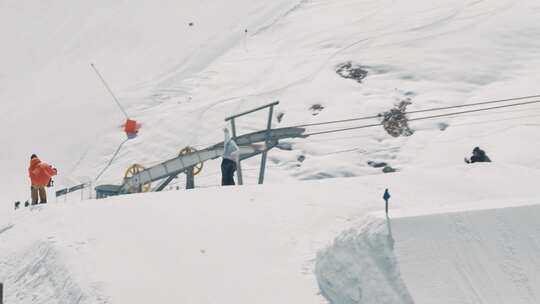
[221,128,240,186]
[465,147,491,164]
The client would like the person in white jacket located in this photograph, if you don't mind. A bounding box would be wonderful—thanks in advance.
[221,128,240,185]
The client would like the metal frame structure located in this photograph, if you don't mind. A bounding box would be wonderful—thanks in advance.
[95,102,306,198]
[224,101,279,185]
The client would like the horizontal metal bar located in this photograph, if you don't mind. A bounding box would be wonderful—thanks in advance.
[55,183,87,197]
[209,127,305,148]
[224,101,279,121]
[56,189,68,197]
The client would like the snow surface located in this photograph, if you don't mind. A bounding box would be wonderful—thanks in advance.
[317,203,540,304]
[2,0,540,206]
[1,165,539,303]
[2,0,540,302]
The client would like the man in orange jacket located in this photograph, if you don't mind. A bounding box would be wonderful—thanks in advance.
[28,154,57,205]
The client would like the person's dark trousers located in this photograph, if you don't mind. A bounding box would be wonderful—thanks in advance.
[221,158,237,186]
[31,185,47,205]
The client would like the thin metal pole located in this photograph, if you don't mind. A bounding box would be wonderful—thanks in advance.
[90,63,129,119]
[1,282,4,304]
[230,119,243,185]
[186,167,195,189]
[258,105,274,184]
[224,101,279,121]
[244,29,248,52]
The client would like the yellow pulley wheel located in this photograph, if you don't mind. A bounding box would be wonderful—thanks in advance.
[179,146,203,176]
[124,164,151,192]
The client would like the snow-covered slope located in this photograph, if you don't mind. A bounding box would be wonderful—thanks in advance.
[317,203,540,304]
[2,0,540,303]
[0,0,301,207]
[2,0,540,209]
[1,164,539,303]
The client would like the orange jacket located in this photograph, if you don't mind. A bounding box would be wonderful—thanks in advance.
[29,158,57,186]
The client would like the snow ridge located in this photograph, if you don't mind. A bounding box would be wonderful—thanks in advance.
[0,242,105,304]
[315,218,415,304]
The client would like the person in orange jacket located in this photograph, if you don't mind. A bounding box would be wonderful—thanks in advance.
[28,154,57,205]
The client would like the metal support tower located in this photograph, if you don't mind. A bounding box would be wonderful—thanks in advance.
[186,167,195,189]
[96,102,306,197]
[258,104,274,184]
[225,101,279,186]
[229,119,243,185]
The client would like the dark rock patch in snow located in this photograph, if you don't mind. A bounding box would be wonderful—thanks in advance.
[379,100,414,137]
[382,166,397,173]
[310,104,325,116]
[400,74,416,80]
[302,172,335,180]
[269,156,281,164]
[367,161,388,168]
[301,171,355,180]
[336,62,368,83]
[438,122,449,131]
[276,112,285,123]
[276,142,293,151]
[403,91,416,97]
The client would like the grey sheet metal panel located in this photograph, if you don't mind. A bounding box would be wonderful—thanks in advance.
[120,148,223,193]
[210,127,306,149]
[153,146,260,191]
[119,127,306,194]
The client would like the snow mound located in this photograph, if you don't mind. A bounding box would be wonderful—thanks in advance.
[0,165,539,303]
[0,242,104,304]
[316,218,414,304]
[393,204,540,304]
[316,203,540,304]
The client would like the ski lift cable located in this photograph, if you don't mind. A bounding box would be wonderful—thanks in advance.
[183,95,540,150]
[172,101,540,186]
[91,63,130,120]
[302,99,540,137]
[147,103,540,189]
[94,138,130,182]
[301,111,540,144]
[182,106,540,167]
[406,94,540,115]
[287,93,540,129]
[408,99,540,123]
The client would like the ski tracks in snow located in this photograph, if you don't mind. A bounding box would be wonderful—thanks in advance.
[0,242,109,304]
[494,214,538,303]
[0,224,14,236]
[182,0,514,137]
[390,204,540,304]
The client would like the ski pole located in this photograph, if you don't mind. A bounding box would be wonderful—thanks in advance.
[90,63,129,119]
